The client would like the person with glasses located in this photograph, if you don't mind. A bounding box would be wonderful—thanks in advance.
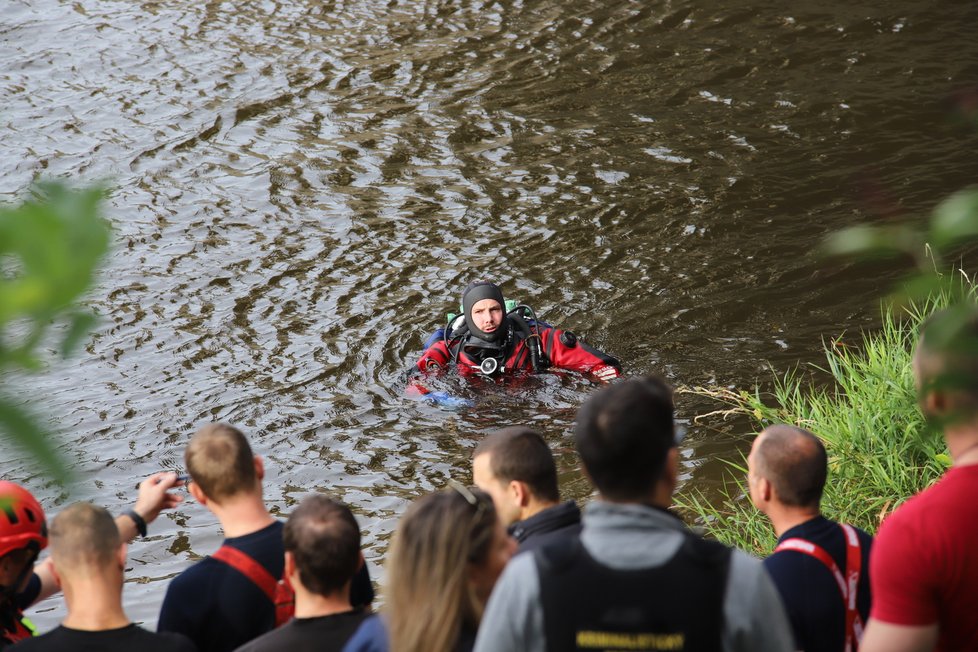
[474,376,794,652]
[411,281,621,386]
[343,484,517,652]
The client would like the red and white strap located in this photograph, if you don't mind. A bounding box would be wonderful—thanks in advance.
[775,523,863,652]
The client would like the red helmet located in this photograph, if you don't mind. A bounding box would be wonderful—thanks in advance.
[0,481,48,558]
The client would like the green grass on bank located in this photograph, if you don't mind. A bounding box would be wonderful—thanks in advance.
[676,291,967,556]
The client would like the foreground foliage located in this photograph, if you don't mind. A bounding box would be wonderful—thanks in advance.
[0,183,110,480]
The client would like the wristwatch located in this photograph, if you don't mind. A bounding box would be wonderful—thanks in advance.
[123,509,147,537]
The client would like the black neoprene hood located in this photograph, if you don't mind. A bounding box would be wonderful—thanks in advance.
[462,280,506,342]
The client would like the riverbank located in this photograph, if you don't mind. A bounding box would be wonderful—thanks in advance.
[676,291,963,555]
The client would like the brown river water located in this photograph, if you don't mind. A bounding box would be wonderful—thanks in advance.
[3,0,977,628]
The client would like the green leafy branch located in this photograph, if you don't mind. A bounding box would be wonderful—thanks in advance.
[0,182,111,481]
[824,186,978,301]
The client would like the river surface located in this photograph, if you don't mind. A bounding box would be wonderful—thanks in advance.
[2,0,977,628]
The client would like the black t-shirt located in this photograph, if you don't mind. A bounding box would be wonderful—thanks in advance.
[233,609,368,652]
[158,522,374,652]
[9,624,196,652]
[763,516,873,652]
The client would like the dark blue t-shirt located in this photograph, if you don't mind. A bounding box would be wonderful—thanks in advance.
[763,516,873,652]
[159,522,374,652]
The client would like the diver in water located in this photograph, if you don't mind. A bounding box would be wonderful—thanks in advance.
[414,281,621,382]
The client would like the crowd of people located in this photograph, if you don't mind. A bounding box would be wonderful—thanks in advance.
[2,296,978,652]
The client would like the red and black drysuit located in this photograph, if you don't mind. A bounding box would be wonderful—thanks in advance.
[414,316,621,381]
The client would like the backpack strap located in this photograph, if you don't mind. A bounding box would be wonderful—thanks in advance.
[774,524,863,651]
[212,545,295,626]
[841,524,863,649]
[212,545,277,603]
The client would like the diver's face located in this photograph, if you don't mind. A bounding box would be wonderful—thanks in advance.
[471,299,504,334]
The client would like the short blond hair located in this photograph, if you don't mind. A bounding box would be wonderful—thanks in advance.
[50,503,120,571]
[185,423,257,502]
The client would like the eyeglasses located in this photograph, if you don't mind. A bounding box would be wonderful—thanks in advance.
[446,479,491,522]
[447,478,483,510]
[446,480,493,562]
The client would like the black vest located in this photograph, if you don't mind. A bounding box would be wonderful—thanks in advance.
[535,533,731,652]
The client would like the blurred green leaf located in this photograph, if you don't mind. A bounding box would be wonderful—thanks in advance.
[929,187,978,250]
[822,224,919,260]
[60,311,98,357]
[0,396,71,483]
[917,301,978,352]
[0,182,111,481]
[890,274,958,306]
[0,185,110,324]
[3,345,43,372]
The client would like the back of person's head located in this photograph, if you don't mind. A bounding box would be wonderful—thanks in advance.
[754,425,827,508]
[915,305,978,426]
[472,426,560,503]
[284,495,360,597]
[49,502,121,576]
[575,376,675,501]
[386,486,499,652]
[185,423,257,502]
[0,482,48,588]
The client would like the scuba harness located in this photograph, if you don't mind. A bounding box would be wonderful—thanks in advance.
[443,301,551,376]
